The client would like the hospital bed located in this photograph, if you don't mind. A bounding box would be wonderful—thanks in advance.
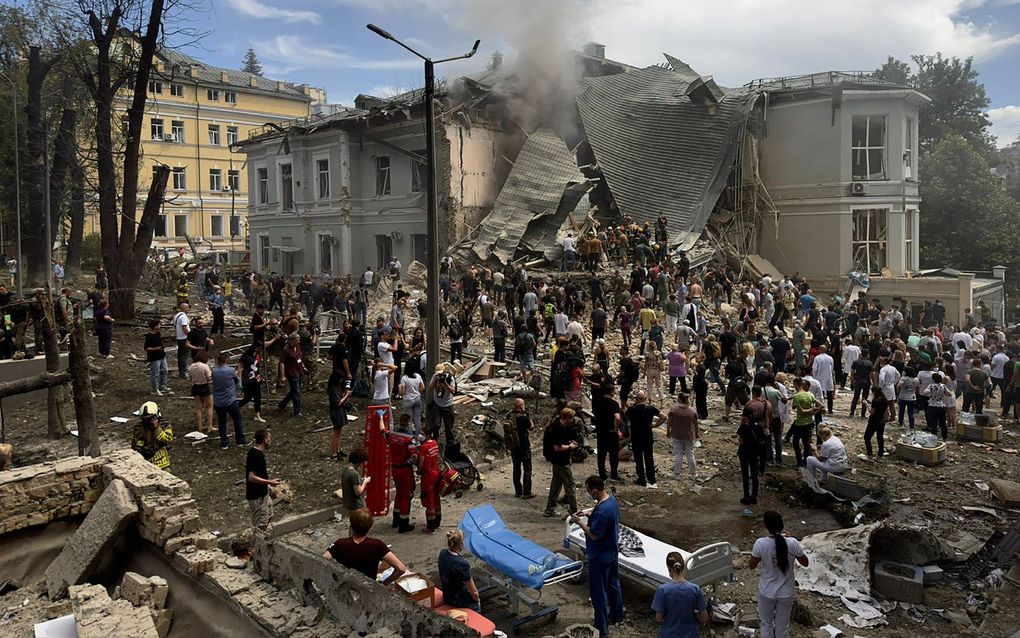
[563,517,733,591]
[459,505,583,632]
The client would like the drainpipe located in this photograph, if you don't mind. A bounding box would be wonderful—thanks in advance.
[194,79,204,252]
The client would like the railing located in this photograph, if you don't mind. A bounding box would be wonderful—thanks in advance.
[743,71,898,91]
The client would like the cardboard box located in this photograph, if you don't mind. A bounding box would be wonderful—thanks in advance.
[395,573,436,608]
[894,441,946,466]
[955,421,1002,443]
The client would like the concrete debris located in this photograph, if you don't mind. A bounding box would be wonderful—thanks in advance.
[114,572,173,638]
[988,479,1020,508]
[45,478,139,600]
[69,583,159,638]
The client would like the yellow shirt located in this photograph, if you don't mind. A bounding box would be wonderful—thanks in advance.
[639,307,657,331]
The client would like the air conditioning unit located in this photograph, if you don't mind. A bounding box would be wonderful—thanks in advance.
[390,231,403,241]
[850,182,868,196]
[163,134,176,142]
[222,186,232,192]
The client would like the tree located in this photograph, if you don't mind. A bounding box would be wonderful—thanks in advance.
[920,135,1020,293]
[874,56,912,85]
[242,47,262,76]
[912,54,994,157]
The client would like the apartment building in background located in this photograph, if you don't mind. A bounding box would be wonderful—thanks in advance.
[87,48,321,258]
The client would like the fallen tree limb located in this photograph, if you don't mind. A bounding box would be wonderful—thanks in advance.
[0,371,72,399]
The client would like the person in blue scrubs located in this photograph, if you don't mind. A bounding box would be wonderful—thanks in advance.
[571,475,624,637]
[651,551,708,637]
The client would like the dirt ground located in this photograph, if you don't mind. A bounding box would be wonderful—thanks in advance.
[4,297,1020,637]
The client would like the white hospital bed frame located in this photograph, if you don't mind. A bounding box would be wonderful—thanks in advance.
[469,553,582,633]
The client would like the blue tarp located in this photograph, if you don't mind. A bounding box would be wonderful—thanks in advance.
[459,504,574,590]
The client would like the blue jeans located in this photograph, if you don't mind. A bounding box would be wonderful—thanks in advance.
[278,378,302,415]
[589,557,624,636]
[148,358,168,392]
[215,401,247,446]
[897,399,916,429]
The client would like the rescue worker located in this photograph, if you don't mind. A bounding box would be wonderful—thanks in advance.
[385,414,417,533]
[175,272,190,307]
[417,432,442,534]
[132,401,173,471]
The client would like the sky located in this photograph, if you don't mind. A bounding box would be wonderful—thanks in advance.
[174,0,1017,147]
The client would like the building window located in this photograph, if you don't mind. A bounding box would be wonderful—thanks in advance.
[155,215,167,238]
[207,89,219,101]
[170,83,184,97]
[172,167,186,190]
[851,115,887,181]
[905,210,915,271]
[904,117,915,180]
[280,163,294,210]
[208,124,221,145]
[225,91,237,104]
[171,120,184,143]
[150,118,164,140]
[210,214,224,238]
[122,118,130,137]
[259,235,270,270]
[316,158,330,199]
[375,156,391,196]
[411,151,426,193]
[228,169,240,192]
[226,126,239,146]
[319,235,333,274]
[412,234,426,264]
[149,80,162,94]
[376,234,393,269]
[173,214,188,237]
[852,209,887,275]
[257,167,268,204]
[209,168,223,191]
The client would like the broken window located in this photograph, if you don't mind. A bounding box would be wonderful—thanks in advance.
[411,151,426,193]
[905,210,915,271]
[376,234,393,269]
[375,156,391,196]
[904,117,915,180]
[257,167,268,204]
[851,115,887,181]
[280,163,293,210]
[852,208,887,275]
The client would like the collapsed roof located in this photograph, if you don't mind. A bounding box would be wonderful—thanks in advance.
[450,128,589,265]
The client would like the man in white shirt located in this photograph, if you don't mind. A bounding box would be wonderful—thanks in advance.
[523,290,538,316]
[951,328,973,352]
[991,345,1011,402]
[877,354,901,420]
[806,426,847,481]
[566,317,585,344]
[842,340,861,389]
[561,234,576,272]
[553,310,569,338]
[173,303,191,379]
[811,345,836,414]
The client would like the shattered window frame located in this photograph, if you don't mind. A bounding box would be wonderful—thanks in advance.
[256,166,269,204]
[852,208,888,275]
[904,117,915,180]
[316,158,331,199]
[279,162,294,211]
[851,115,887,181]
[375,156,391,196]
[410,151,426,193]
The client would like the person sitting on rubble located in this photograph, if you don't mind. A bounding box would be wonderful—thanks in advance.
[132,401,173,471]
[323,508,406,584]
[804,425,847,482]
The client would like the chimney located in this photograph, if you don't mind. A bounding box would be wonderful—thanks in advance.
[220,71,229,83]
[489,51,503,71]
[277,81,285,91]
[249,75,258,87]
[582,42,605,59]
[189,64,199,77]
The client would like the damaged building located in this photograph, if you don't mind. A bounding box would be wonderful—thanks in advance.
[239,44,1004,324]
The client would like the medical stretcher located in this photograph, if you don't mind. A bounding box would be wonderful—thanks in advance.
[563,517,734,591]
[459,505,582,632]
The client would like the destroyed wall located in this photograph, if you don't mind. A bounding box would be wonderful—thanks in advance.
[0,455,105,535]
[444,121,515,242]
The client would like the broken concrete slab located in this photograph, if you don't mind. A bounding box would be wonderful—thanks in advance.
[45,478,139,600]
[989,479,1020,508]
[69,583,159,638]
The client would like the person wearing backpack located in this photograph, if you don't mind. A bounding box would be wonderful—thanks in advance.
[737,387,771,505]
[448,321,463,363]
[506,398,535,499]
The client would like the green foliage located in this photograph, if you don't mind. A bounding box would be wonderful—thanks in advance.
[874,56,912,85]
[920,135,1020,292]
[912,54,994,157]
[79,233,102,269]
[242,48,263,76]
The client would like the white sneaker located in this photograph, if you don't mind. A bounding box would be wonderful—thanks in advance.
[647,483,658,489]
[255,415,267,423]
[153,389,163,396]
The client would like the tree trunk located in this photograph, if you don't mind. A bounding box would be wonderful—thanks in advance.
[69,312,99,457]
[48,108,77,260]
[24,46,55,288]
[0,371,71,398]
[33,292,64,439]
[65,161,85,281]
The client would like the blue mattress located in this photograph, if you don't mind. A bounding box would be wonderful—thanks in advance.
[459,504,576,590]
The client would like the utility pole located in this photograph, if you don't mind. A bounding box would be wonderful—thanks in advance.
[367,24,479,380]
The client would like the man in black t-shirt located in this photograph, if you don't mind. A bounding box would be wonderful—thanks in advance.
[591,390,623,482]
[543,407,580,517]
[625,391,666,487]
[329,338,350,379]
[509,398,535,498]
[144,318,170,396]
[186,316,214,361]
[250,304,268,344]
[245,429,279,532]
[849,356,874,417]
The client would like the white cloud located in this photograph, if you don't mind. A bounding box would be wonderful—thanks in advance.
[988,105,1020,147]
[226,0,321,25]
[260,35,424,72]
[365,84,405,98]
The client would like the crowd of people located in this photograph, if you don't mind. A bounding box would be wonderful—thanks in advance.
[115,214,1020,638]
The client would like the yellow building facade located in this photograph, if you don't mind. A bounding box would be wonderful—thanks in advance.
[88,49,318,258]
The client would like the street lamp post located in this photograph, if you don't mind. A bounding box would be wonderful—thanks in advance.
[0,71,23,297]
[366,24,479,381]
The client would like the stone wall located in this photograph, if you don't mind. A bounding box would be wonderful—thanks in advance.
[0,455,104,535]
[253,535,473,638]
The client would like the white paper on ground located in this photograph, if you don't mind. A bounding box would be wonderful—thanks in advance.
[109,416,130,423]
[34,614,77,638]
